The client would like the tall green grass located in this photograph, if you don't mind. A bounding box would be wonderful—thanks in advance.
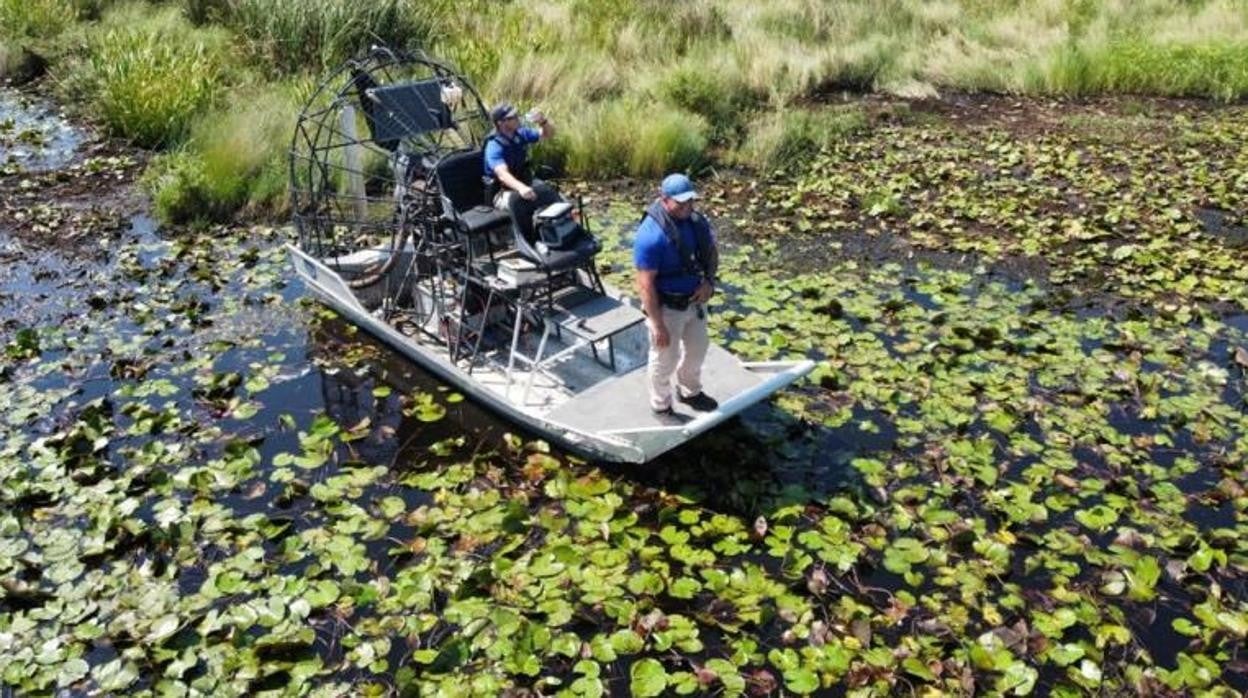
[658,53,760,143]
[1034,39,1248,101]
[147,81,305,224]
[61,6,232,147]
[736,107,869,172]
[554,100,709,178]
[216,0,450,75]
[11,0,1248,225]
[0,0,79,39]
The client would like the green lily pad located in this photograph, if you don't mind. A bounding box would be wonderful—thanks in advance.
[630,658,668,697]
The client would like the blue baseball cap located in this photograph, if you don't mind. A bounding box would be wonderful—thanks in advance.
[661,173,698,203]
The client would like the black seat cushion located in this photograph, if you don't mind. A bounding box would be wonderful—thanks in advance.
[507,187,600,272]
[535,233,602,272]
[506,181,561,244]
[458,205,511,234]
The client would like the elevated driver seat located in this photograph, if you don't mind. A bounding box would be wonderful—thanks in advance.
[433,149,512,251]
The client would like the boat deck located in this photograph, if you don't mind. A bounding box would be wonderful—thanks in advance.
[545,345,769,433]
[288,243,815,461]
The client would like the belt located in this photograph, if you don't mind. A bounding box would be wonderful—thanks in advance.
[659,292,693,310]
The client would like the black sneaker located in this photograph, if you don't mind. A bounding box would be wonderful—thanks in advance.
[677,392,719,412]
[651,405,674,415]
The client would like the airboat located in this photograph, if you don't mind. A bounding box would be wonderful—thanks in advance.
[287,47,813,463]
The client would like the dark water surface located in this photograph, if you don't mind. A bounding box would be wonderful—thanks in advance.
[0,90,81,172]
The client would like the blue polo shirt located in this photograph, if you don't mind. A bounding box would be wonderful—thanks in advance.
[483,127,541,179]
[633,215,704,295]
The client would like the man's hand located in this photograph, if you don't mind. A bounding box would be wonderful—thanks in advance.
[519,184,537,201]
[649,321,670,349]
[691,279,715,304]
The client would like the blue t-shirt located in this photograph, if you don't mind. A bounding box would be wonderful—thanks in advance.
[633,214,704,295]
[483,127,541,179]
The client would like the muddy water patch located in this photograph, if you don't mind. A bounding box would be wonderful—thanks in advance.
[0,89,82,173]
[1196,207,1248,248]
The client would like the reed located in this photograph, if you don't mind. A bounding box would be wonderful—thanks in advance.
[736,107,869,172]
[147,82,304,223]
[62,5,231,147]
[0,0,77,39]
[557,99,708,178]
[219,0,449,75]
[16,0,1248,208]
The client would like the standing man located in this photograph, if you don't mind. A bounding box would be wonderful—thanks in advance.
[634,173,720,415]
[484,101,555,210]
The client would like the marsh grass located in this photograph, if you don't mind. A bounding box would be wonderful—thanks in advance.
[148,82,303,223]
[736,107,869,171]
[0,41,23,78]
[658,54,760,143]
[15,0,1248,218]
[60,6,232,147]
[1037,39,1248,101]
[727,0,1248,102]
[0,0,79,39]
[181,0,227,25]
[219,0,448,75]
[555,100,708,178]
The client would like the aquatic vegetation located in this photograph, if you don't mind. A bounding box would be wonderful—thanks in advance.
[3,8,1248,694]
[0,91,81,172]
[2,202,1245,693]
[146,82,303,224]
[58,5,233,147]
[11,87,1248,693]
[751,98,1248,306]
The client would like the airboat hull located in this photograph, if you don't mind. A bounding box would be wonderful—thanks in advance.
[287,244,814,463]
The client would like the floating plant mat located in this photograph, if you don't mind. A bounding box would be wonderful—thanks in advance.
[2,222,1244,696]
[719,98,1248,310]
[2,102,1248,697]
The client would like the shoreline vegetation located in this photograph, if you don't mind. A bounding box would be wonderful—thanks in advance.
[2,0,1247,226]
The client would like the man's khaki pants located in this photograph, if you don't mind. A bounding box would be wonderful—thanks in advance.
[647,304,709,411]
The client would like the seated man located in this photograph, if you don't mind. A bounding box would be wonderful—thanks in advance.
[484,102,555,210]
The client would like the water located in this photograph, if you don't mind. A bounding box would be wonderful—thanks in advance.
[0,89,81,173]
[1196,207,1248,248]
[3,112,1247,694]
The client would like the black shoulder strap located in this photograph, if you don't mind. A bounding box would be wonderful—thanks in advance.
[689,212,713,275]
[642,205,708,278]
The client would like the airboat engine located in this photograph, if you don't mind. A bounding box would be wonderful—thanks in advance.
[288,46,490,296]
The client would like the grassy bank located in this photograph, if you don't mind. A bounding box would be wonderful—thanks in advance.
[2,0,1247,225]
